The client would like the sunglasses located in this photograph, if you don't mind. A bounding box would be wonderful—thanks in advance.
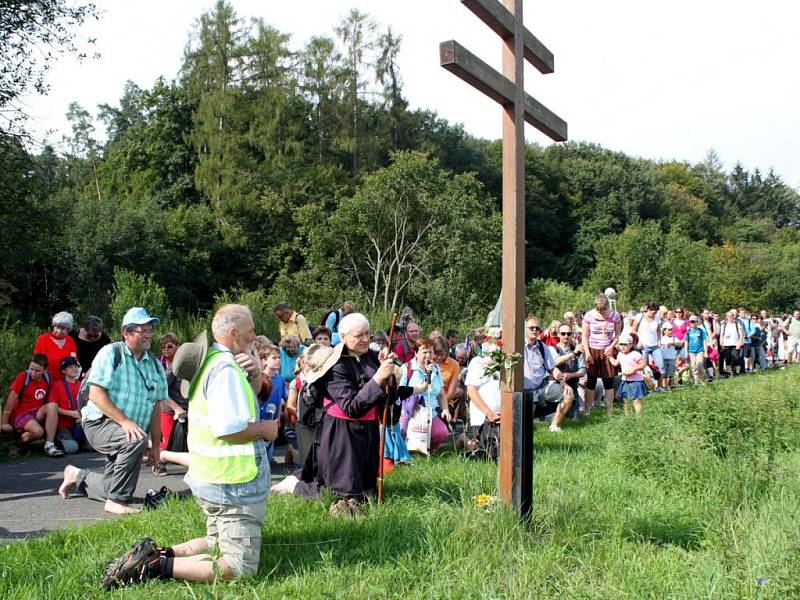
[558,332,572,336]
[527,326,540,331]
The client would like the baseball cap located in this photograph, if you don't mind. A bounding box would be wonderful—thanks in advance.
[121,307,161,328]
[689,315,700,322]
[618,333,633,345]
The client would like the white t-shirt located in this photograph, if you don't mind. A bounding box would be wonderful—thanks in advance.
[637,316,662,347]
[464,356,501,427]
[720,321,742,346]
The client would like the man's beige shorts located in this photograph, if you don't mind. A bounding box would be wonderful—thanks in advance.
[197,496,267,577]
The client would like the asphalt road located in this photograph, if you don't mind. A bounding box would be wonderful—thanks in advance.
[0,447,294,542]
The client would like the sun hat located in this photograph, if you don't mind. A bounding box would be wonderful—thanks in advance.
[306,343,345,385]
[122,307,161,328]
[172,331,209,397]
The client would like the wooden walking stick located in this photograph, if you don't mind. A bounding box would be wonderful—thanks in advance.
[377,312,398,505]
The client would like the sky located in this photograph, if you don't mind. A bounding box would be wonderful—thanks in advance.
[20,0,800,189]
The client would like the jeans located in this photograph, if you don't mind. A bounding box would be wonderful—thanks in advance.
[642,346,664,371]
[751,343,768,370]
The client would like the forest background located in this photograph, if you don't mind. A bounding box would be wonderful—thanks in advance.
[2,1,800,360]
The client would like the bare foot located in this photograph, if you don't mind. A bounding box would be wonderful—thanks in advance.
[58,465,80,498]
[271,475,299,495]
[104,499,141,515]
[20,431,33,443]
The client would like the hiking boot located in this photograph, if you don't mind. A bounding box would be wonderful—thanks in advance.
[101,538,160,590]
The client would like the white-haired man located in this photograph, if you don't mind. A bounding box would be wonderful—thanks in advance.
[98,304,275,589]
[271,312,396,514]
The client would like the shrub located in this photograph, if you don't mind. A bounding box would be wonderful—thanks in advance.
[213,287,276,340]
[108,268,170,331]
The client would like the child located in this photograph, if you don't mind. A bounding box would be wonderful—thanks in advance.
[659,323,680,389]
[674,355,692,386]
[257,344,287,464]
[609,334,647,415]
[48,356,84,454]
[1,353,64,456]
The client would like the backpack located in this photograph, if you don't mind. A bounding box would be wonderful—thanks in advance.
[19,370,51,403]
[77,342,153,409]
[320,308,342,332]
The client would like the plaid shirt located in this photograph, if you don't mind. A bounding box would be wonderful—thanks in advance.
[81,342,168,430]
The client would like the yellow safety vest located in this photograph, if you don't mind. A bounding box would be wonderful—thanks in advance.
[187,349,257,484]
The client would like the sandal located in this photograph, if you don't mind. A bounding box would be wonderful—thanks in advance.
[151,461,168,476]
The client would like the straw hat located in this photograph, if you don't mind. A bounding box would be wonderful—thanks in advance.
[172,331,209,397]
[305,342,345,385]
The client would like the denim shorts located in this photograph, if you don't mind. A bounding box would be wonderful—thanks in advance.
[642,346,664,371]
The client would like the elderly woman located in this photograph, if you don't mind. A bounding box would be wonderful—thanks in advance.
[279,335,304,388]
[271,313,395,512]
[398,338,451,455]
[69,315,111,375]
[34,311,78,382]
[581,294,622,416]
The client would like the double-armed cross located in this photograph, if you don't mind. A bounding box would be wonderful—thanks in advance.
[440,0,567,519]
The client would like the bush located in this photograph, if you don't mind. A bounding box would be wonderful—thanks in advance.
[213,287,277,340]
[0,319,41,392]
[108,268,170,331]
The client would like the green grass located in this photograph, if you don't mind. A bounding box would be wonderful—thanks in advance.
[2,370,800,599]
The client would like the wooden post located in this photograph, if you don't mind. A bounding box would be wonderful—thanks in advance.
[498,0,528,516]
[439,0,567,519]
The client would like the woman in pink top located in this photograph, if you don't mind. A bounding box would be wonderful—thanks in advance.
[581,294,622,416]
[609,334,647,415]
[671,307,689,357]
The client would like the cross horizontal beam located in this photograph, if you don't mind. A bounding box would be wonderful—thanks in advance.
[462,0,554,74]
[440,39,567,141]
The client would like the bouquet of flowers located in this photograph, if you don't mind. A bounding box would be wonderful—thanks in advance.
[482,337,521,388]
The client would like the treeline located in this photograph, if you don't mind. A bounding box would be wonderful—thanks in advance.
[2,0,799,328]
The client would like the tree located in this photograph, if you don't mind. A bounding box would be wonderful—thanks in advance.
[0,1,98,134]
[335,8,376,172]
[312,151,500,317]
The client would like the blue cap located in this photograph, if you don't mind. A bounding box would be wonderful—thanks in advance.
[122,307,161,328]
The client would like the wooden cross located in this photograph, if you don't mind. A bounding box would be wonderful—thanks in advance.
[440,0,567,519]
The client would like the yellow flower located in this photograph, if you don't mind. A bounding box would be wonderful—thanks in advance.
[474,493,497,508]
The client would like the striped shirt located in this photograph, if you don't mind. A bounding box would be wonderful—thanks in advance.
[81,342,168,430]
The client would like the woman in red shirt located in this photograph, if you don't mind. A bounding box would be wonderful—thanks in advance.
[33,311,78,382]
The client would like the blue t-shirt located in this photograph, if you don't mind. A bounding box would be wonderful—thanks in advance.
[685,327,708,354]
[258,374,286,421]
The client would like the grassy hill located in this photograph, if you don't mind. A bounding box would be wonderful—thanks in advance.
[2,370,799,599]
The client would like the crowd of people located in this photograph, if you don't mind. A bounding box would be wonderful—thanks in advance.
[1,296,797,588]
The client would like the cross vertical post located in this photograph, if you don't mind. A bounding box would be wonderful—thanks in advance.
[440,0,567,519]
[499,0,529,516]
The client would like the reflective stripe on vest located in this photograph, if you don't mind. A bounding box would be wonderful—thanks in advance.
[187,349,258,484]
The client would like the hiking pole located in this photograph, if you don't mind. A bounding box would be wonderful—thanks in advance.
[377,312,398,505]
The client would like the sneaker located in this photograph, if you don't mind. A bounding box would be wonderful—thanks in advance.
[548,424,562,433]
[101,538,160,590]
[44,443,64,457]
